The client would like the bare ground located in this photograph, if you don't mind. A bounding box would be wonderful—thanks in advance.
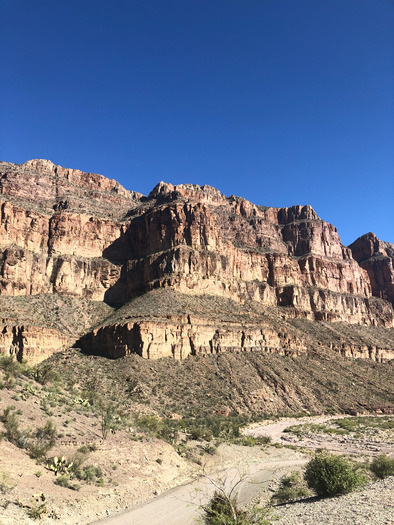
[90,415,394,525]
[1,349,393,524]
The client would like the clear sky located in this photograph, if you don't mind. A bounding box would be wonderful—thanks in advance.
[1,0,393,245]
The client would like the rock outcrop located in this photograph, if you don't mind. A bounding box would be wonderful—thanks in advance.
[349,232,394,305]
[0,159,393,362]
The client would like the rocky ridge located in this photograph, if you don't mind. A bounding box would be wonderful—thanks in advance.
[0,159,393,362]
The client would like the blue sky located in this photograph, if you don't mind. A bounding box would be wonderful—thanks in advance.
[1,0,393,245]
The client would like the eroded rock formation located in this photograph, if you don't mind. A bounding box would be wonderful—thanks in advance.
[0,159,393,362]
[350,232,394,305]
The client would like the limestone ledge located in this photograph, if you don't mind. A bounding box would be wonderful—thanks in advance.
[0,324,70,365]
[79,317,307,360]
[79,317,393,362]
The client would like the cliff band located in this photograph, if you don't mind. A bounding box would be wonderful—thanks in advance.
[0,159,393,363]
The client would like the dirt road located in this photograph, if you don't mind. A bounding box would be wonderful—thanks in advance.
[93,456,306,525]
[92,424,310,525]
[92,414,393,525]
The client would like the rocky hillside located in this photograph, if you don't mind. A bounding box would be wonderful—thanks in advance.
[0,159,393,363]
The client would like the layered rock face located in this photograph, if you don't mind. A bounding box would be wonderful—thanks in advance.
[104,181,390,327]
[0,324,69,364]
[0,159,393,362]
[350,232,394,306]
[0,160,134,300]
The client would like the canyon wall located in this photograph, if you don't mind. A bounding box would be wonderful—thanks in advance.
[0,160,393,362]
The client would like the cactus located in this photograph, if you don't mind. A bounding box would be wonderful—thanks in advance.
[45,456,73,476]
[74,397,91,407]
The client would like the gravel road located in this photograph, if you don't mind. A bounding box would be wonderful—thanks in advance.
[92,415,394,525]
[92,453,307,525]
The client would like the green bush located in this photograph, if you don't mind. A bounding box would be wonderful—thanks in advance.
[0,355,26,378]
[28,420,57,459]
[100,404,123,439]
[271,471,310,504]
[304,452,366,497]
[34,364,60,385]
[201,490,272,525]
[201,491,245,525]
[0,405,23,445]
[54,474,80,491]
[75,465,103,483]
[370,455,394,479]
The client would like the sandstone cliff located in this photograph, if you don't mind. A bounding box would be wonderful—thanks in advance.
[0,159,393,362]
[349,232,394,305]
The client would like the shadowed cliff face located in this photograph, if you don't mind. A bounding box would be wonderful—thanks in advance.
[0,160,393,362]
[349,232,394,306]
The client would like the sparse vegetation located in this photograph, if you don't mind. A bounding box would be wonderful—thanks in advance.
[22,492,48,520]
[282,416,394,444]
[200,476,272,525]
[370,454,394,479]
[134,413,271,448]
[271,471,310,504]
[0,471,16,494]
[0,355,30,383]
[0,405,23,446]
[74,465,103,484]
[0,345,392,523]
[54,474,80,491]
[100,404,123,439]
[28,420,57,459]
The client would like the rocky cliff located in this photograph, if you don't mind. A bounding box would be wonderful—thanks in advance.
[349,232,394,306]
[0,159,393,363]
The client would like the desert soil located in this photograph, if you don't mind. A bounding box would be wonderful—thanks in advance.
[1,413,393,525]
[92,415,394,525]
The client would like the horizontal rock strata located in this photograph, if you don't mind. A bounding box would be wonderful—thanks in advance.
[0,159,393,362]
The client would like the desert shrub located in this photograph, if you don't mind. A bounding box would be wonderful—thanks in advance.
[331,416,394,433]
[70,450,89,470]
[370,455,394,479]
[74,465,102,483]
[0,471,16,494]
[201,443,218,455]
[134,414,266,450]
[54,474,80,491]
[34,364,60,385]
[234,435,271,447]
[271,471,310,504]
[201,490,271,525]
[304,452,366,497]
[100,404,123,439]
[25,492,48,520]
[29,420,57,459]
[0,355,24,377]
[54,474,69,488]
[201,491,245,525]
[78,444,96,453]
[135,414,162,433]
[35,420,57,443]
[0,405,23,445]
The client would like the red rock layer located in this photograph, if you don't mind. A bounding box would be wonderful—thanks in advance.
[0,160,393,362]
